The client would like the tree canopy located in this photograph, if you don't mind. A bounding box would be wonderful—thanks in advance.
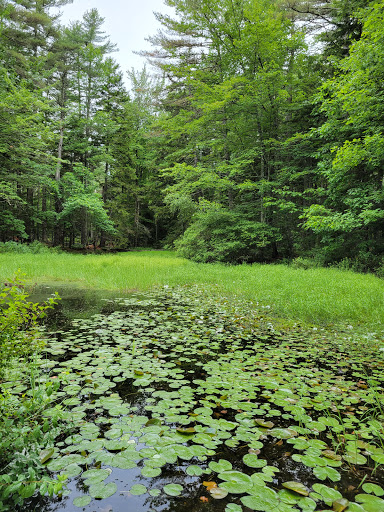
[0,0,383,271]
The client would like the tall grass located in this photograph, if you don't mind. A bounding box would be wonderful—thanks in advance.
[1,250,383,328]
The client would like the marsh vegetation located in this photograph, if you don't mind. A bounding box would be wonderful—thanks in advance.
[0,253,383,511]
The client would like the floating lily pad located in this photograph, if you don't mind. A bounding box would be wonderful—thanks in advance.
[130,484,147,495]
[343,453,367,465]
[225,505,243,512]
[141,466,161,477]
[63,464,83,478]
[311,484,342,506]
[89,482,117,499]
[186,465,204,476]
[313,466,341,482]
[218,471,253,494]
[210,487,229,499]
[282,482,309,496]
[356,493,384,510]
[209,459,233,473]
[240,486,279,510]
[73,495,92,507]
[243,454,267,468]
[362,483,384,497]
[163,483,183,496]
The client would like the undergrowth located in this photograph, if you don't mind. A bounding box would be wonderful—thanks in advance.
[0,275,68,509]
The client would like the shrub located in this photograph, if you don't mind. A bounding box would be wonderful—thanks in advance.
[174,201,282,263]
[0,273,67,508]
[0,241,60,254]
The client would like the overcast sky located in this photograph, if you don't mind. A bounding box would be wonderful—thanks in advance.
[57,0,174,81]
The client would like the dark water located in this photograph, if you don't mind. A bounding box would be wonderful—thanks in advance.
[28,285,126,330]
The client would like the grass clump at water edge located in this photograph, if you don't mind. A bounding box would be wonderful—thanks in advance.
[0,250,383,330]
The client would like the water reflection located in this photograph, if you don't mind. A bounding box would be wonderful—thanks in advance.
[28,285,125,330]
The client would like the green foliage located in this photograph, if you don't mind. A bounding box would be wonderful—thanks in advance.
[0,382,67,509]
[175,200,282,263]
[0,273,66,509]
[0,241,60,254]
[0,272,59,375]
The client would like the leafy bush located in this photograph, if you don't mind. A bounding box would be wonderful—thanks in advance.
[174,201,282,263]
[0,273,58,376]
[0,241,60,254]
[0,274,67,509]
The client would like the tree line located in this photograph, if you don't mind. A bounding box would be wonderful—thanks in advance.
[1,0,384,271]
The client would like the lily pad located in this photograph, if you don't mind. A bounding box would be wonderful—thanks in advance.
[282,482,309,496]
[240,486,279,510]
[210,487,229,499]
[362,483,384,497]
[218,471,253,494]
[163,483,183,496]
[89,482,117,499]
[313,466,341,482]
[243,454,267,468]
[186,465,204,476]
[73,495,92,507]
[209,459,233,473]
[130,484,147,495]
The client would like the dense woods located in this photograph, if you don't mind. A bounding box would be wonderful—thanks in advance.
[1,0,384,270]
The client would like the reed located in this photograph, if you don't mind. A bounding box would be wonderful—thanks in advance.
[0,250,383,328]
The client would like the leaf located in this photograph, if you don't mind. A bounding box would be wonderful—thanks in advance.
[268,428,298,439]
[255,419,274,428]
[40,448,55,464]
[313,466,341,482]
[362,483,384,497]
[146,418,162,426]
[73,495,92,507]
[82,469,111,484]
[209,459,233,473]
[176,427,196,435]
[163,483,183,496]
[243,454,267,468]
[355,493,384,511]
[343,453,367,465]
[225,505,243,512]
[282,482,309,496]
[89,482,117,499]
[240,486,279,510]
[64,464,82,478]
[311,484,342,506]
[186,465,203,476]
[130,484,147,495]
[332,498,349,512]
[141,466,161,477]
[210,486,229,499]
[203,481,217,491]
[218,471,253,494]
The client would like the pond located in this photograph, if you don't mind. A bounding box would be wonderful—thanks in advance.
[6,286,384,512]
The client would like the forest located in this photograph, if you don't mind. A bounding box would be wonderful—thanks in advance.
[1,0,384,271]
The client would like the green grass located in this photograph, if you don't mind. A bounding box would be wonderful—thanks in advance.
[1,250,383,329]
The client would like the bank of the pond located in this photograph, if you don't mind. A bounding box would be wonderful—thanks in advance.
[0,250,383,329]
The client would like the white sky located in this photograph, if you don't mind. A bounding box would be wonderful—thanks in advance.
[57,0,174,81]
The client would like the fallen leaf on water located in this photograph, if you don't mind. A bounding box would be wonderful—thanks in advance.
[203,481,217,491]
[200,496,209,503]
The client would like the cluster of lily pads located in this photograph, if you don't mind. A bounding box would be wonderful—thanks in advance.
[6,286,384,511]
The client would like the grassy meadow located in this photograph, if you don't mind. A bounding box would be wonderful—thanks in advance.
[1,250,383,329]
